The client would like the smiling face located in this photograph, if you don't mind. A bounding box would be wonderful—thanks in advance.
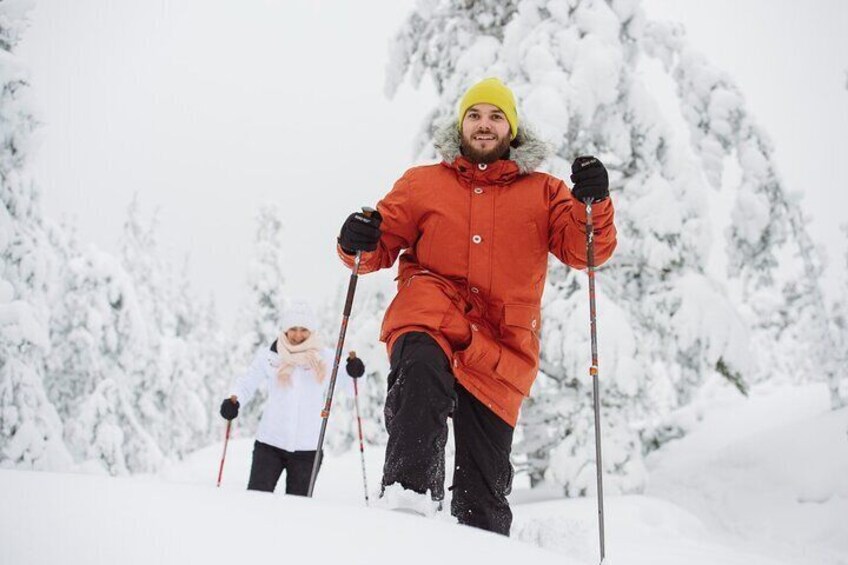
[460,103,512,164]
[285,327,311,345]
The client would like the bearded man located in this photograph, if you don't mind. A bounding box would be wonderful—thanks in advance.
[336,78,617,534]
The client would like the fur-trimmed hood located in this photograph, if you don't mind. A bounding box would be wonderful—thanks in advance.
[433,120,550,175]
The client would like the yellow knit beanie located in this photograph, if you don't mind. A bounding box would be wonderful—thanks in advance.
[458,78,519,140]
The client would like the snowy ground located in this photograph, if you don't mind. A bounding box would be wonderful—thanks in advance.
[2,382,846,565]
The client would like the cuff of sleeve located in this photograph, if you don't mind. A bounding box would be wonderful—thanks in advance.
[336,243,382,274]
[337,244,357,268]
[571,196,613,224]
[336,237,357,256]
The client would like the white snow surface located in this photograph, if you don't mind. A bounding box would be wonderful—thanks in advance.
[2,382,845,565]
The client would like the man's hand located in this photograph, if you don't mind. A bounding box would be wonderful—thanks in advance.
[220,397,239,421]
[338,210,383,254]
[570,156,609,203]
[345,352,365,378]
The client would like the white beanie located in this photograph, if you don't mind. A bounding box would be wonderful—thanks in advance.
[281,299,318,331]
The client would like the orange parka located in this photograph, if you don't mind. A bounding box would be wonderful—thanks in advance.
[338,124,617,426]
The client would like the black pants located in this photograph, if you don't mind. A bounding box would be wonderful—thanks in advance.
[382,332,515,535]
[246,441,318,496]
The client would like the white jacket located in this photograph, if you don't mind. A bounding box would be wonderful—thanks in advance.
[230,343,353,452]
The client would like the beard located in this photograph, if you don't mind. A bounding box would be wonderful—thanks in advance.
[460,133,511,164]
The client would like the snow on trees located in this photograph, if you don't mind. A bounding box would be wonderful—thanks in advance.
[229,204,288,434]
[0,2,72,471]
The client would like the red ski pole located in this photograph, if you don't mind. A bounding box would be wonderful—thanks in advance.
[350,352,370,506]
[216,420,232,487]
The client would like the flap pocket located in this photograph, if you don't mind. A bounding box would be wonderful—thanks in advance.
[503,303,541,333]
[455,326,501,377]
[494,347,538,396]
[496,303,542,396]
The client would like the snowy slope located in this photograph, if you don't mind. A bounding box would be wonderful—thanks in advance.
[0,460,572,565]
[0,468,570,565]
[646,383,848,565]
[511,382,848,565]
[3,382,845,565]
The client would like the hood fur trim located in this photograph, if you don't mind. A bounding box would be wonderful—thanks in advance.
[433,120,550,175]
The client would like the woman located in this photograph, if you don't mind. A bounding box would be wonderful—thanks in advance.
[219,300,365,495]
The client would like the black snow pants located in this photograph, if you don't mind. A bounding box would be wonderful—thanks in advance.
[246,441,319,496]
[382,332,515,535]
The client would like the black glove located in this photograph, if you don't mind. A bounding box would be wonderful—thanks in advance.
[219,398,239,420]
[338,210,383,254]
[570,156,609,203]
[346,355,365,378]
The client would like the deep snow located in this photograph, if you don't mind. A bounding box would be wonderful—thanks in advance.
[2,381,845,565]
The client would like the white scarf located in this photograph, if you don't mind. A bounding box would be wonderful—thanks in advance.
[275,331,327,386]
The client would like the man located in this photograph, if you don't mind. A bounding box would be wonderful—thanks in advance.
[219,299,364,495]
[336,78,616,533]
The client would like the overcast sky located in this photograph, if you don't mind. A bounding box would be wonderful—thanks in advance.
[17,0,848,325]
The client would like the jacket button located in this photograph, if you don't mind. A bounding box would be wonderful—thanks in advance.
[472,235,482,244]
[531,319,537,329]
[453,358,458,368]
[474,187,483,194]
[471,323,478,332]
[470,287,479,294]
[478,163,487,171]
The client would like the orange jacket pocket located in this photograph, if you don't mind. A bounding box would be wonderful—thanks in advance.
[495,304,541,396]
[455,325,501,377]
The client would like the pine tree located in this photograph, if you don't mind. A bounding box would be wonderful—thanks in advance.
[46,198,221,473]
[47,230,164,474]
[645,19,842,405]
[192,295,233,445]
[118,198,223,461]
[0,3,71,470]
[231,204,287,432]
[238,204,286,350]
[1,6,231,472]
[827,225,847,408]
[117,198,171,457]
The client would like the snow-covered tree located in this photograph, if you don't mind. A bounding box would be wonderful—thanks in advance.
[517,263,648,494]
[1,5,167,474]
[2,5,234,472]
[46,225,164,474]
[119,198,229,460]
[190,296,233,445]
[644,19,843,408]
[237,204,286,351]
[231,204,287,432]
[386,0,833,494]
[45,199,228,473]
[0,3,71,470]
[827,225,847,408]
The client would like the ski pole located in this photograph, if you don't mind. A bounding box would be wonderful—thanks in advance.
[584,199,606,564]
[216,420,232,487]
[307,207,375,498]
[349,352,370,506]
